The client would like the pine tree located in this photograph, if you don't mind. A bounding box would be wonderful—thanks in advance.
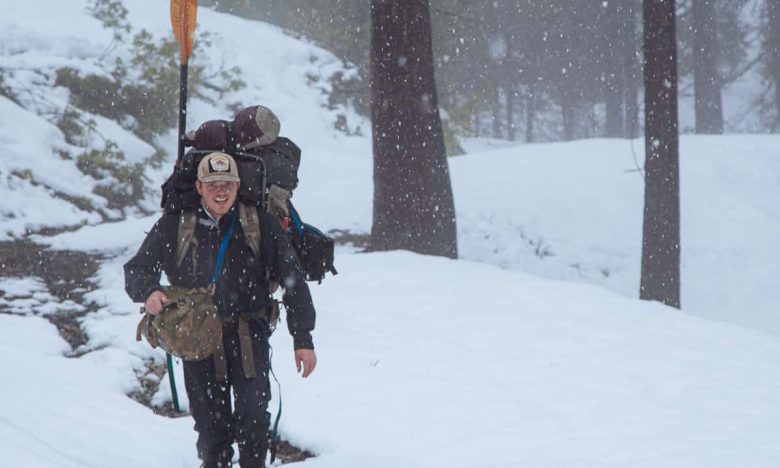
[641,0,681,308]
[692,0,724,133]
[767,0,780,130]
[369,0,458,258]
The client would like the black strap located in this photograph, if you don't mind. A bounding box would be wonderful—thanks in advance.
[225,120,238,153]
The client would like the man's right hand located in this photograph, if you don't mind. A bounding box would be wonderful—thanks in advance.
[144,290,169,315]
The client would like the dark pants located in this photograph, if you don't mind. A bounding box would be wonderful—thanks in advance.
[183,320,271,468]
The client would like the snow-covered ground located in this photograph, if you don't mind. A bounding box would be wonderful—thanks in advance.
[2,1,780,467]
[5,251,780,468]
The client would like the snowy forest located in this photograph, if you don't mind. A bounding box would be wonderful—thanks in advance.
[1,0,779,467]
[206,0,780,140]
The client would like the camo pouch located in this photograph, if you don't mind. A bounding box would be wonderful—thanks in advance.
[136,286,222,361]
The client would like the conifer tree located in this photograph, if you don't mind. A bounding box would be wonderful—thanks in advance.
[369,0,458,258]
[692,0,724,133]
[641,0,681,308]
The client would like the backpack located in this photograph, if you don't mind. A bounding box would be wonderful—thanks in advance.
[160,114,337,283]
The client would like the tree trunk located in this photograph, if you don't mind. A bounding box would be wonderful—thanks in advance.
[507,88,516,141]
[492,86,502,139]
[605,1,626,137]
[624,2,642,138]
[526,87,535,143]
[369,0,458,258]
[768,0,780,130]
[641,0,681,308]
[605,75,625,137]
[561,93,576,141]
[625,74,640,138]
[693,0,724,133]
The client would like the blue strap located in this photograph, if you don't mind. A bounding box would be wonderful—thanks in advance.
[289,206,304,236]
[210,215,236,285]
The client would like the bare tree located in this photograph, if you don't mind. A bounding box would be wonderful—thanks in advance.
[369,0,458,258]
[692,0,724,133]
[641,0,681,308]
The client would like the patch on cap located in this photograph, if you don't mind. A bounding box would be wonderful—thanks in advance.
[197,152,240,182]
[209,154,231,173]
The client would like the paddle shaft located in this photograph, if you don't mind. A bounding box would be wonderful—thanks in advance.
[176,64,189,164]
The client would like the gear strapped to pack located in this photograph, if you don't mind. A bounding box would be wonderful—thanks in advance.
[174,202,279,382]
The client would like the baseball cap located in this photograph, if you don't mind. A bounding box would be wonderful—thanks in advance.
[197,152,240,183]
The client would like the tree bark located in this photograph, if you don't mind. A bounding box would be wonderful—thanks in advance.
[369,0,458,258]
[625,72,640,138]
[605,1,626,137]
[560,93,576,141]
[641,0,681,308]
[526,86,535,143]
[624,2,642,139]
[507,88,516,141]
[605,74,625,137]
[693,0,724,133]
[492,86,502,139]
[768,0,780,130]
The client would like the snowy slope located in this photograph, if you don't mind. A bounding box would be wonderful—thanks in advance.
[451,135,780,339]
[0,0,366,239]
[3,248,780,468]
[1,1,780,467]
[298,133,780,340]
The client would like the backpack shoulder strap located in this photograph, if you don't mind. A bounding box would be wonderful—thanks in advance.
[238,202,261,258]
[175,210,198,267]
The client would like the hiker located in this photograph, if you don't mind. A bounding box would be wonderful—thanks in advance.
[124,152,317,468]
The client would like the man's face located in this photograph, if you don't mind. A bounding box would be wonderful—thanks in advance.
[196,180,239,219]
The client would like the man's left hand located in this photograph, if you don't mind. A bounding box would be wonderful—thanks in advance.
[295,349,317,378]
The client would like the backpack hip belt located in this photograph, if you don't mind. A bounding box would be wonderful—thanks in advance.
[214,304,280,382]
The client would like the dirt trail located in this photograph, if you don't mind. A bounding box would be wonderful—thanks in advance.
[0,240,100,349]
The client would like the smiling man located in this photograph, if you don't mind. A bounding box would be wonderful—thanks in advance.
[197,153,240,218]
[124,152,317,468]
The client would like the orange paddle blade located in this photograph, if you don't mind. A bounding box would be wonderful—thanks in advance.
[170,0,198,64]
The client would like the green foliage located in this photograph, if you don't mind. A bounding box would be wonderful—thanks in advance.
[56,31,194,141]
[77,141,145,208]
[87,0,131,41]
[48,0,247,212]
[441,95,481,156]
[147,148,167,170]
[56,104,98,147]
[59,2,245,140]
[442,119,465,157]
[56,28,244,141]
